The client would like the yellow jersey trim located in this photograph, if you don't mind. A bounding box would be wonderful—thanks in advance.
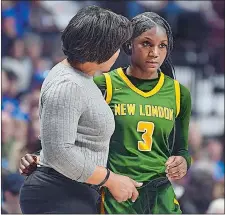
[174,80,180,117]
[174,198,179,205]
[117,67,165,98]
[100,188,105,214]
[103,73,112,104]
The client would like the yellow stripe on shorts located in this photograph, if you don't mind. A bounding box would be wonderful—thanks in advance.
[100,188,105,214]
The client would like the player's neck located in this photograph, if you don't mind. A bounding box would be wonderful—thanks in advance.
[127,65,159,80]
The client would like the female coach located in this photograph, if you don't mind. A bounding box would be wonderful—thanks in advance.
[19,6,142,214]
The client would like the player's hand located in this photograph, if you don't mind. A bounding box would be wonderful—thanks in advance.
[104,171,143,203]
[19,154,39,176]
[165,156,187,180]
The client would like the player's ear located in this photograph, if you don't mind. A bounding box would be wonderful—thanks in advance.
[122,41,132,56]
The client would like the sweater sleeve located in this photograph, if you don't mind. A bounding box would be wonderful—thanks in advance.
[172,84,192,169]
[40,80,96,182]
[34,75,107,157]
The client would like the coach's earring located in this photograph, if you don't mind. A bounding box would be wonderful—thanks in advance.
[127,44,132,55]
[128,44,132,51]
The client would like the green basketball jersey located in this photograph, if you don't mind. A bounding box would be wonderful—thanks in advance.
[103,68,181,182]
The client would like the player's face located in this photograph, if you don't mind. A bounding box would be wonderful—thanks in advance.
[98,49,120,72]
[131,26,168,74]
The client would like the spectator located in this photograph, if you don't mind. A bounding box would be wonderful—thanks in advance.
[179,160,215,213]
[1,112,15,160]
[188,121,204,161]
[1,173,25,214]
[213,180,224,200]
[2,110,29,172]
[2,39,33,93]
[207,198,225,214]
[2,1,31,56]
[2,14,17,57]
[205,139,224,181]
[2,68,19,101]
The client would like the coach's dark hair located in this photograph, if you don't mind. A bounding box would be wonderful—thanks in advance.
[61,6,132,64]
[123,12,176,79]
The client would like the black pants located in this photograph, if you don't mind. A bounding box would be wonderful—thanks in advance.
[19,167,100,214]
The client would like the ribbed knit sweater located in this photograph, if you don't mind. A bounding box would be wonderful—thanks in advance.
[39,62,115,182]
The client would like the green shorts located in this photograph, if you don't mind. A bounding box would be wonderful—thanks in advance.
[101,177,181,214]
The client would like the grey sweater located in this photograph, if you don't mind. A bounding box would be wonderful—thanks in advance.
[39,62,115,182]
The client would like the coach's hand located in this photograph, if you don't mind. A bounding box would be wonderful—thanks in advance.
[19,154,39,176]
[104,172,142,203]
[165,156,187,180]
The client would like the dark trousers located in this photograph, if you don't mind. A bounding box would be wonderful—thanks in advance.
[19,167,100,214]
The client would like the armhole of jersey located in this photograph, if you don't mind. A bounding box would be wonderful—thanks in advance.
[103,73,112,104]
[174,80,180,118]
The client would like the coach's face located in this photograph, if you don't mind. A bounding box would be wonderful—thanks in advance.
[98,49,120,72]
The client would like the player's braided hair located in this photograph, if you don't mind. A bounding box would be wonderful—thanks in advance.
[123,12,176,79]
[61,6,132,64]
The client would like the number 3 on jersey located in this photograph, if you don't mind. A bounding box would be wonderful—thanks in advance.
[137,121,155,151]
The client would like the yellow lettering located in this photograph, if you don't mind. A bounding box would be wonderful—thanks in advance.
[114,104,120,115]
[139,105,145,116]
[120,104,126,115]
[158,106,164,118]
[151,106,158,117]
[145,105,152,116]
[169,109,174,121]
[164,107,170,120]
[127,104,136,115]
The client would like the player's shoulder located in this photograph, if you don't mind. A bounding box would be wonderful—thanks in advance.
[107,67,122,77]
[93,73,106,85]
[180,83,191,100]
[93,67,122,84]
[163,74,191,98]
[173,80,191,103]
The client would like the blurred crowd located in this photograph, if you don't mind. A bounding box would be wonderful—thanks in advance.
[1,1,224,214]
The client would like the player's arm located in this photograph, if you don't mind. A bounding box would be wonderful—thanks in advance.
[172,84,192,169]
[165,85,192,180]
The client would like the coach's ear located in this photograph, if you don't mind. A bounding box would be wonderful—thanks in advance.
[122,42,132,56]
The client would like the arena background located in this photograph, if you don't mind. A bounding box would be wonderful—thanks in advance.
[1,1,224,214]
